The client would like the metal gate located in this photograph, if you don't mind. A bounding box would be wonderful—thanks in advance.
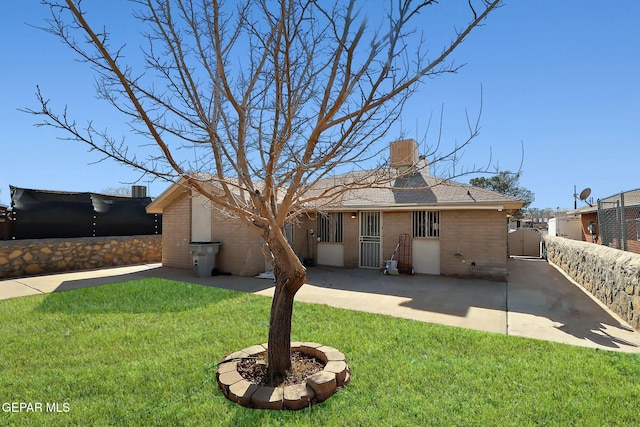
[359,211,381,268]
[508,229,541,257]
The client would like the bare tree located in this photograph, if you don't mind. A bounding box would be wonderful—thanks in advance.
[28,0,502,384]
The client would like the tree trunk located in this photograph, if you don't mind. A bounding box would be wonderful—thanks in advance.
[267,283,296,384]
[265,232,306,385]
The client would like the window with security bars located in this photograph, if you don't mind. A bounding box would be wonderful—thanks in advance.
[413,211,440,238]
[318,212,343,243]
[284,222,294,243]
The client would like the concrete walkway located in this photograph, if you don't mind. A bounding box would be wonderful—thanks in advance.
[2,257,640,352]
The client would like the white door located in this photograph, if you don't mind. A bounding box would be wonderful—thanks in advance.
[412,239,440,275]
[359,211,382,268]
[317,244,345,266]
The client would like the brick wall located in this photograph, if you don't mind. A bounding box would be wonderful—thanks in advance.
[545,234,640,331]
[579,211,640,254]
[291,213,358,268]
[158,200,510,280]
[629,240,640,255]
[289,209,509,277]
[0,235,161,279]
[342,213,359,268]
[158,189,268,276]
[290,215,316,261]
[161,191,192,268]
[382,211,411,265]
[440,209,508,280]
[211,211,266,276]
[580,212,600,244]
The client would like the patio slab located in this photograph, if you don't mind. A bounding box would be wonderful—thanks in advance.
[2,257,640,352]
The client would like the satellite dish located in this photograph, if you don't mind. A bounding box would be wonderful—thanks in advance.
[579,187,591,201]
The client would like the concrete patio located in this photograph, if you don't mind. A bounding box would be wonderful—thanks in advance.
[2,256,639,352]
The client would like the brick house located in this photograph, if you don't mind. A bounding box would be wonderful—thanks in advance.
[568,189,640,254]
[566,205,600,244]
[147,140,523,280]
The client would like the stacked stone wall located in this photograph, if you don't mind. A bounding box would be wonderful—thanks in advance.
[544,235,640,331]
[0,235,161,279]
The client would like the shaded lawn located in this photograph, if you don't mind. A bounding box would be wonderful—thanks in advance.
[1,278,639,426]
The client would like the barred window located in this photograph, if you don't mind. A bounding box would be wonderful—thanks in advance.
[284,222,294,244]
[318,212,343,243]
[413,211,440,238]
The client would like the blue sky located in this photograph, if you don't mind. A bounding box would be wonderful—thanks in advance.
[1,1,639,210]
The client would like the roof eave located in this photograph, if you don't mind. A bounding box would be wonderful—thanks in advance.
[318,201,524,212]
[146,178,189,214]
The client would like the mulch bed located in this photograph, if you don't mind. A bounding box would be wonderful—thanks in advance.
[237,351,324,387]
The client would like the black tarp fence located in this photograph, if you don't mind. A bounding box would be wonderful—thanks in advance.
[10,186,161,240]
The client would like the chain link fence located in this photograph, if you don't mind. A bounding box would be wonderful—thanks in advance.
[597,189,640,253]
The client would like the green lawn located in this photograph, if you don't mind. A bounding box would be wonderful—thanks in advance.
[1,278,639,426]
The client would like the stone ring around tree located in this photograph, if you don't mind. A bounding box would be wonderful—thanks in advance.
[216,342,350,410]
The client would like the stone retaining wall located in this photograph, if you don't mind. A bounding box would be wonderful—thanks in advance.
[544,235,640,330]
[0,235,161,279]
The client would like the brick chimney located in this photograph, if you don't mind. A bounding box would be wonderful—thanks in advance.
[390,139,419,172]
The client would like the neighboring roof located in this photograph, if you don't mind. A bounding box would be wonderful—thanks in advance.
[568,188,640,216]
[600,188,640,208]
[600,188,640,202]
[148,170,524,214]
[568,205,598,215]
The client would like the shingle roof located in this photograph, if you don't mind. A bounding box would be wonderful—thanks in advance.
[600,188,640,207]
[307,170,524,210]
[148,169,524,214]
